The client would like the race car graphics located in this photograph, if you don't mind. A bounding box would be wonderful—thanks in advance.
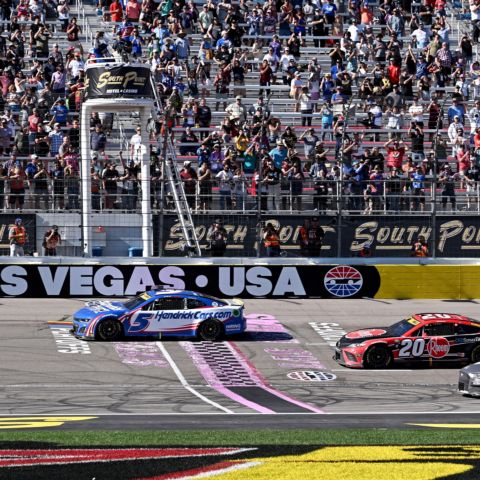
[125,309,234,334]
[72,289,245,340]
[335,313,480,368]
[426,337,450,358]
[345,329,387,340]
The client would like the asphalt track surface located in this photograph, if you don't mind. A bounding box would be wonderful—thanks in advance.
[3,297,480,429]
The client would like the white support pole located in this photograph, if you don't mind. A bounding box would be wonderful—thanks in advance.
[139,107,153,257]
[81,103,92,257]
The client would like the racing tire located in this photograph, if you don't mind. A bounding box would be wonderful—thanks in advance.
[96,318,123,341]
[197,319,224,341]
[470,345,480,364]
[363,345,392,369]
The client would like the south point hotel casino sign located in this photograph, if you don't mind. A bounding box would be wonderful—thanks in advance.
[164,217,480,255]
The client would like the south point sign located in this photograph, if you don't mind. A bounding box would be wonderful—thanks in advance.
[84,65,154,99]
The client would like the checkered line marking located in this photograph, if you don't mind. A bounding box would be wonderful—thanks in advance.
[181,341,264,387]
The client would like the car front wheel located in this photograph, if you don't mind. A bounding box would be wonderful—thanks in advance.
[96,318,123,341]
[470,345,480,364]
[198,319,224,341]
[363,345,392,369]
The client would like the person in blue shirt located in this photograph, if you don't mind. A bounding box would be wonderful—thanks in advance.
[322,0,337,24]
[330,60,344,80]
[268,140,288,169]
[128,30,145,58]
[153,23,170,44]
[415,55,428,79]
[447,98,466,124]
[50,99,69,126]
[215,32,232,51]
[411,165,426,211]
[321,73,335,102]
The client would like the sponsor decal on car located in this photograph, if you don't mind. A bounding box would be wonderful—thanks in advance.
[427,337,450,358]
[225,323,242,332]
[150,310,232,321]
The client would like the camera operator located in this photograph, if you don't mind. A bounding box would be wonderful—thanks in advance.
[263,222,281,257]
[207,219,227,256]
[113,32,132,61]
[43,225,61,256]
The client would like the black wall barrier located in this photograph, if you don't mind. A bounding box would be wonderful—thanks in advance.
[158,214,480,258]
[0,264,380,298]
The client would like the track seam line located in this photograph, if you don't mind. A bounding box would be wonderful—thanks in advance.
[155,342,233,414]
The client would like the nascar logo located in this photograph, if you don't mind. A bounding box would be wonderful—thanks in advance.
[324,266,363,298]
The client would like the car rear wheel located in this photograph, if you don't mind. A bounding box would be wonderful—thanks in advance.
[363,345,392,369]
[96,318,123,341]
[198,319,224,341]
[470,345,480,364]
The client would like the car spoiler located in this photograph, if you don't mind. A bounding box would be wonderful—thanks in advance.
[229,298,245,308]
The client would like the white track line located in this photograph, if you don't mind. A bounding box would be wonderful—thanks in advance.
[156,342,233,414]
[331,369,412,372]
[0,411,479,415]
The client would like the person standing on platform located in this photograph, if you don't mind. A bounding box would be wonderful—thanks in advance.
[306,216,325,256]
[9,218,27,257]
[43,225,61,256]
[207,219,227,256]
[263,222,281,257]
[411,235,429,257]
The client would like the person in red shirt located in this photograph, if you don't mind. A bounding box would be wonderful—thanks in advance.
[109,0,123,22]
[387,58,401,85]
[384,138,405,170]
[28,108,41,154]
[126,0,141,22]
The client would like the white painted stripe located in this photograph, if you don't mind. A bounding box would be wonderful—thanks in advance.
[0,411,478,415]
[156,342,233,414]
[179,461,262,479]
[330,369,413,372]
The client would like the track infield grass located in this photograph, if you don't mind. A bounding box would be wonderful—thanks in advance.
[1,428,480,445]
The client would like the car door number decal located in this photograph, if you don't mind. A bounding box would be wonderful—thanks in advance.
[398,338,426,357]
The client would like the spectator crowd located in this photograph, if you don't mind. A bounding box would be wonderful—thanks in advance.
[0,0,478,213]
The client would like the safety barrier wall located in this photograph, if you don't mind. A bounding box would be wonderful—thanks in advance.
[0,258,479,299]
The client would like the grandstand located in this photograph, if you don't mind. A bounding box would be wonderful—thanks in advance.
[0,0,478,257]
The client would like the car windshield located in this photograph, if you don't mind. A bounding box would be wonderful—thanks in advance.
[199,293,227,306]
[388,318,418,337]
[123,292,152,310]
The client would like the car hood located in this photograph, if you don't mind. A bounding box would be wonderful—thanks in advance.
[460,362,480,375]
[227,298,245,308]
[73,300,129,321]
[338,327,389,347]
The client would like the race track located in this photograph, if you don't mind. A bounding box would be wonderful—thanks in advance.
[2,297,480,429]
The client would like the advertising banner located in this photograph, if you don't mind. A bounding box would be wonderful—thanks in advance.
[0,264,381,298]
[0,214,36,255]
[159,214,480,258]
[84,65,153,99]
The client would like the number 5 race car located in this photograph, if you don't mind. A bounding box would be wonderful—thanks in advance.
[71,289,245,341]
[334,313,480,369]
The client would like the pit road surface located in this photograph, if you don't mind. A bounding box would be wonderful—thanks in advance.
[2,297,480,428]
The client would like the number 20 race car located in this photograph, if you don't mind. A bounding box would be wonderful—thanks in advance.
[71,289,245,341]
[334,313,480,369]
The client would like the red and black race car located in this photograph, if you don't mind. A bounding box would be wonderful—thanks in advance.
[334,313,480,369]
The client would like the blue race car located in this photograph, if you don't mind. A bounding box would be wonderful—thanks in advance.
[71,289,245,341]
